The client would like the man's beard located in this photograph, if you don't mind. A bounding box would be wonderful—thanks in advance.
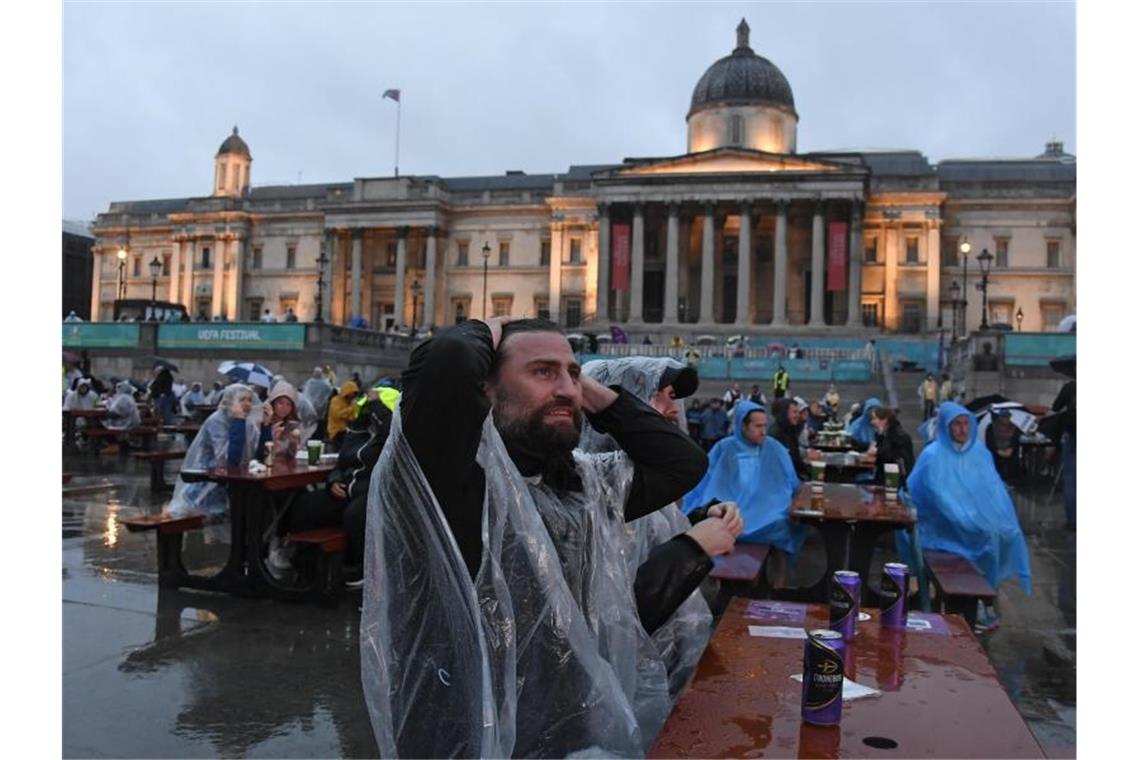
[492,390,583,461]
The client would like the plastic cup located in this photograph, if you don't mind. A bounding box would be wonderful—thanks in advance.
[884,463,899,500]
[263,440,275,466]
[307,439,322,466]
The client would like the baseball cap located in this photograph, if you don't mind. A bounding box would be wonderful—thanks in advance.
[658,365,699,399]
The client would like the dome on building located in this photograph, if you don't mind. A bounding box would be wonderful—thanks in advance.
[216,126,251,158]
[688,19,797,119]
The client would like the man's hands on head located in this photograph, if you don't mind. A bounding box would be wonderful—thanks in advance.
[579,374,618,414]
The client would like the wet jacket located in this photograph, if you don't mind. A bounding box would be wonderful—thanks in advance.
[326,381,359,440]
[331,397,396,501]
[873,421,915,485]
[768,397,809,480]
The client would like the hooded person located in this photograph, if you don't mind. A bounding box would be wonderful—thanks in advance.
[180,382,207,416]
[579,356,739,698]
[901,401,1031,628]
[325,381,360,449]
[204,380,225,406]
[63,377,97,412]
[301,366,335,427]
[361,318,709,757]
[824,384,841,414]
[683,399,803,559]
[259,381,304,461]
[768,397,811,480]
[167,384,260,518]
[846,396,882,450]
[104,381,142,431]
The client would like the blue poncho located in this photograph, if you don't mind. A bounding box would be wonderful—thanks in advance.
[905,402,1032,593]
[682,400,804,556]
[846,396,881,447]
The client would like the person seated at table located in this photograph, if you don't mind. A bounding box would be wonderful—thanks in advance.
[325,381,360,451]
[767,397,813,481]
[581,356,742,698]
[271,373,320,443]
[846,396,882,452]
[985,409,1021,482]
[180,382,207,417]
[258,381,304,462]
[301,366,335,440]
[902,402,1031,632]
[167,384,260,518]
[698,397,730,451]
[104,381,142,435]
[684,400,804,587]
[204,380,225,407]
[867,406,915,486]
[684,398,703,444]
[63,377,97,413]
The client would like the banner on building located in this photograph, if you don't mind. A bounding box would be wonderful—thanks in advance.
[611,223,631,292]
[827,221,848,291]
[158,323,306,351]
[62,323,140,348]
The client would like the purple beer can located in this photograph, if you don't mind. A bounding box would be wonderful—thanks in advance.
[802,629,846,726]
[829,570,861,640]
[880,562,910,629]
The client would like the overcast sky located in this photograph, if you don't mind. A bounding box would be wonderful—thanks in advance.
[62,0,1075,222]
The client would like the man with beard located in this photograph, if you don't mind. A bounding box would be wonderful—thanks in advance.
[361,318,709,757]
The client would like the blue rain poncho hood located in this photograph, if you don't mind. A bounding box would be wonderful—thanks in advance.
[682,400,804,555]
[846,396,882,446]
[905,401,1031,592]
[580,356,712,697]
[361,406,671,757]
[168,383,261,518]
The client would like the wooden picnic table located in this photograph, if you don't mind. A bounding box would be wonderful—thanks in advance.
[816,450,876,484]
[170,460,336,601]
[62,408,109,450]
[812,439,858,453]
[789,482,914,604]
[648,599,1044,758]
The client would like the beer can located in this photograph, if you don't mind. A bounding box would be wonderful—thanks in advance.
[828,571,861,640]
[880,562,910,629]
[802,629,846,726]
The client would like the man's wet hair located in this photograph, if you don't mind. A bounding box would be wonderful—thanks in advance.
[490,318,567,379]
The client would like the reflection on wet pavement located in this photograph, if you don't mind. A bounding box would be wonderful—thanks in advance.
[62,447,1074,757]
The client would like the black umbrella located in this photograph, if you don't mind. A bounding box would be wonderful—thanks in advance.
[1049,354,1076,379]
[964,394,1010,413]
[146,356,180,372]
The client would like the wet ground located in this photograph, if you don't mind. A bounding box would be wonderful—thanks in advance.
[62,441,1074,758]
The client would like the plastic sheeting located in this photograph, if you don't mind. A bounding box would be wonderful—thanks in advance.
[683,400,804,556]
[103,381,141,431]
[580,356,713,698]
[301,371,335,417]
[167,384,261,518]
[903,402,1032,593]
[361,406,669,757]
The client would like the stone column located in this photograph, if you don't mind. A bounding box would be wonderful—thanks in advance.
[735,200,752,327]
[424,225,438,328]
[700,203,715,323]
[809,201,826,327]
[846,203,864,327]
[884,222,900,330]
[322,230,336,323]
[394,226,409,327]
[168,237,182,304]
[664,203,680,323]
[597,204,610,321]
[771,200,789,326]
[925,220,941,330]
[211,235,226,317]
[183,239,195,312]
[549,216,564,324]
[89,248,103,320]
[228,235,244,320]
[629,204,645,323]
[350,228,363,321]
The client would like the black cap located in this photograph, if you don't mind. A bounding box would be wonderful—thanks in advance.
[658,365,699,399]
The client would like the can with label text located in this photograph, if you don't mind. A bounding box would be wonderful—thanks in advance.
[880,562,910,629]
[801,629,846,726]
[829,570,861,640]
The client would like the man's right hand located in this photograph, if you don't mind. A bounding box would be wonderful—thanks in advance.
[330,482,348,499]
[686,518,737,557]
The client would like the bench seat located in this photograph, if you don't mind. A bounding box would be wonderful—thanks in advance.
[923,550,997,628]
[286,528,348,606]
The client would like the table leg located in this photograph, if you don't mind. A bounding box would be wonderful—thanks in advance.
[804,522,851,602]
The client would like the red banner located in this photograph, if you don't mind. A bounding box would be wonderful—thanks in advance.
[611,223,631,292]
[827,221,848,292]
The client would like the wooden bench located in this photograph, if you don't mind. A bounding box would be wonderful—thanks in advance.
[922,550,997,628]
[119,512,207,587]
[131,450,187,491]
[285,528,348,606]
[707,543,771,614]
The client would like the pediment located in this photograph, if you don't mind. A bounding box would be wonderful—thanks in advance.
[608,148,848,177]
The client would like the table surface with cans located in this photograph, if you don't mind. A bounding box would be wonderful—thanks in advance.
[790,482,912,525]
[647,598,1044,758]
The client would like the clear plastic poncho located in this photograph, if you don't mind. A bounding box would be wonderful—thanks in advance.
[579,356,713,698]
[301,370,335,417]
[104,381,141,430]
[361,405,671,758]
[167,384,260,518]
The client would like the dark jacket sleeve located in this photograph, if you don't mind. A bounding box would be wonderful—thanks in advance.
[228,418,248,467]
[634,533,714,635]
[400,320,494,579]
[585,388,708,522]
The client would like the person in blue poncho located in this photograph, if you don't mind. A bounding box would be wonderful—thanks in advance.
[846,396,881,451]
[904,401,1032,631]
[683,399,804,586]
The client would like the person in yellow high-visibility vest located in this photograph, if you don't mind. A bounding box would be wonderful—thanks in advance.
[772,365,790,399]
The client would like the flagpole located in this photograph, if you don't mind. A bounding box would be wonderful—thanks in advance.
[394,98,401,178]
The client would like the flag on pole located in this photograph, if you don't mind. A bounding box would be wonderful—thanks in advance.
[382,89,401,102]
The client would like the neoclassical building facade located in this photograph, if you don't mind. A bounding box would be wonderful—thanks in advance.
[90,20,1076,334]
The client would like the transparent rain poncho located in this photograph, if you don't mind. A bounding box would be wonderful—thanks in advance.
[361,405,671,758]
[167,384,260,518]
[579,356,713,698]
[104,381,141,430]
[301,370,335,417]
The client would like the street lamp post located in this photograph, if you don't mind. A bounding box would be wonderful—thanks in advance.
[948,280,961,339]
[148,255,162,319]
[481,242,491,320]
[1016,306,1024,332]
[958,240,970,336]
[410,279,422,334]
[116,246,128,302]
[315,249,329,323]
[976,248,994,330]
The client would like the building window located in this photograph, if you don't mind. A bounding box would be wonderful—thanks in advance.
[457,241,469,267]
[901,302,924,333]
[386,243,397,268]
[995,238,1009,269]
[201,247,211,270]
[861,302,879,327]
[534,297,550,320]
[540,240,551,266]
[564,298,582,328]
[1041,303,1065,329]
[252,245,263,270]
[569,238,582,264]
[220,163,228,188]
[452,298,470,324]
[286,245,296,270]
[492,296,513,318]
[132,256,141,277]
[942,239,959,268]
[729,115,744,146]
[864,238,878,264]
[905,237,919,264]
[499,241,510,267]
[246,298,263,321]
[991,303,1013,326]
[1046,240,1061,269]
